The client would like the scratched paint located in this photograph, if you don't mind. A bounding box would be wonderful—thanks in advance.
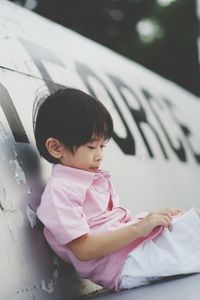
[26,186,32,195]
[0,121,9,143]
[26,205,37,228]
[40,268,60,294]
[40,280,55,294]
[0,121,26,187]
[0,180,16,211]
[9,159,26,184]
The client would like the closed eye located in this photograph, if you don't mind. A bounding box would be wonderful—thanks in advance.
[87,144,106,150]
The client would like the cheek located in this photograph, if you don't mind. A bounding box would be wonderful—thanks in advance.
[77,152,92,165]
[86,153,94,164]
[86,153,93,161]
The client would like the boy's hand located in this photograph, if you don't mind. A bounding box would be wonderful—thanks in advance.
[136,208,184,238]
[155,207,184,217]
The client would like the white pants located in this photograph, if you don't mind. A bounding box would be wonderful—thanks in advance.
[119,208,200,290]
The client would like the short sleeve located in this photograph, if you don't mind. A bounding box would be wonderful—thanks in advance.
[37,186,90,245]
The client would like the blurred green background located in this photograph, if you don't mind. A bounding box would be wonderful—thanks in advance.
[9,0,199,96]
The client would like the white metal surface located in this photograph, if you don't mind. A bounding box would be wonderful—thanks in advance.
[0,1,200,299]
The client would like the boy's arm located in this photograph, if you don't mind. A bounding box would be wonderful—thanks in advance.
[68,223,141,261]
[68,209,175,261]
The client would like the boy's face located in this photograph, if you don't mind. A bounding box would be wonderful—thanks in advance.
[60,137,108,172]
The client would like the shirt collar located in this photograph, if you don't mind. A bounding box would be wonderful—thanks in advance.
[52,164,110,187]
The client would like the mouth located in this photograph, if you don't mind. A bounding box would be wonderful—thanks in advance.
[89,167,99,171]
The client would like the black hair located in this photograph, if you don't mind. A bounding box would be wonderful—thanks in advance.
[34,88,113,163]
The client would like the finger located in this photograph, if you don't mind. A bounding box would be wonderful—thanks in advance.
[164,208,183,216]
[172,209,185,217]
[160,211,173,220]
[155,209,172,218]
[168,221,173,231]
[176,208,185,213]
[160,216,173,231]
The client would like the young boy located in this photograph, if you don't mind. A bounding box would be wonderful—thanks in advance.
[35,88,200,291]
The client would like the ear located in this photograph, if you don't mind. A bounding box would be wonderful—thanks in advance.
[45,138,64,159]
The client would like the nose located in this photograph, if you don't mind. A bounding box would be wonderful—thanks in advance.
[94,148,103,162]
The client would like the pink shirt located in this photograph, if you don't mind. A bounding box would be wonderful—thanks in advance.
[37,164,162,290]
